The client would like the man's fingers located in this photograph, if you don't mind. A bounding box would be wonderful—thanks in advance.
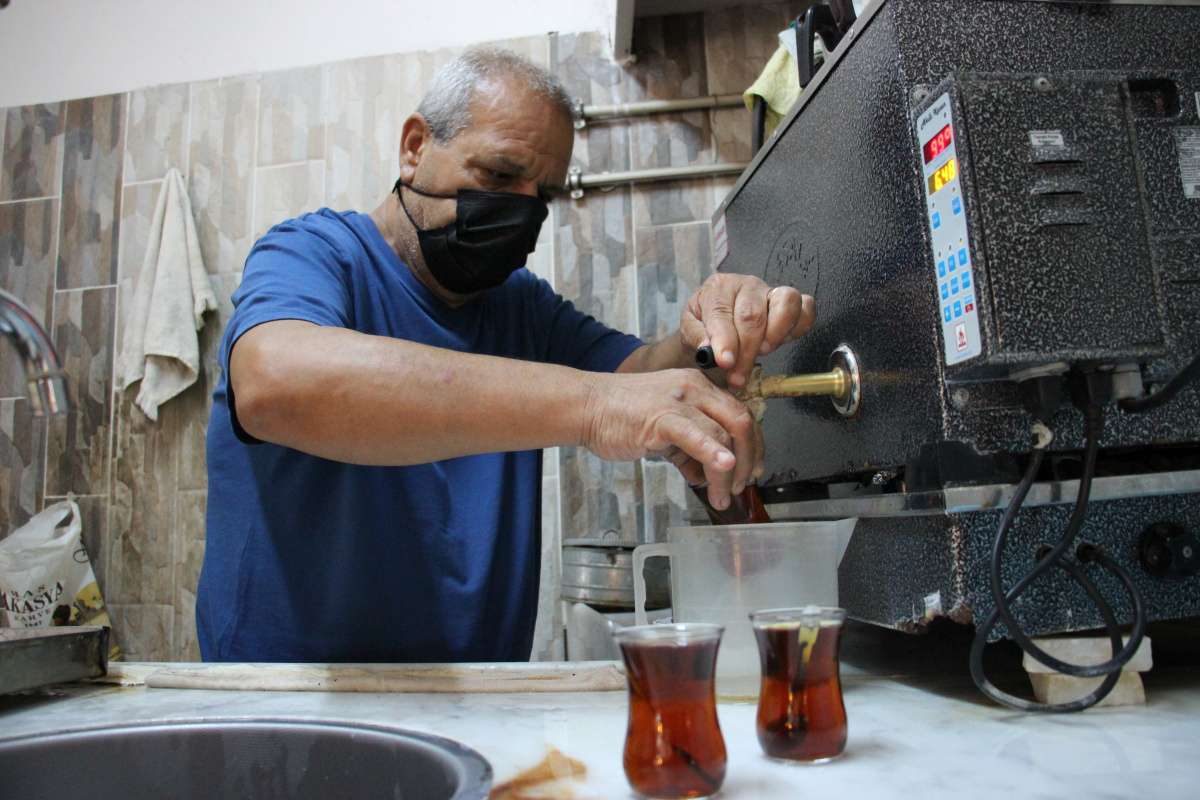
[731,287,768,388]
[658,413,736,509]
[761,287,803,353]
[696,282,741,374]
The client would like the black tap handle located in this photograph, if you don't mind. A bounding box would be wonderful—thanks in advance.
[695,346,718,369]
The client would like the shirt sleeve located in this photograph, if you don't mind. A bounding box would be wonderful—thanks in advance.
[220,218,354,443]
[529,276,644,373]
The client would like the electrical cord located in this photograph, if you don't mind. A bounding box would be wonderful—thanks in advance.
[969,403,1148,712]
[1120,352,1200,414]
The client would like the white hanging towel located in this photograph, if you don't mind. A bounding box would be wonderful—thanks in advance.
[118,167,217,421]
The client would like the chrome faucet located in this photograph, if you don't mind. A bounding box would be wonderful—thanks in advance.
[0,288,69,416]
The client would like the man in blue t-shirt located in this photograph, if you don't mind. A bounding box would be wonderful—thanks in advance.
[197,47,816,663]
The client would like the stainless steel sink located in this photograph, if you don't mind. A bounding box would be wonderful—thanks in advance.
[0,718,492,799]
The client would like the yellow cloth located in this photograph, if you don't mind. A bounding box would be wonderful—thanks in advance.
[743,45,802,137]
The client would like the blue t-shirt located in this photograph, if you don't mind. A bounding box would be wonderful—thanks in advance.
[196,209,642,663]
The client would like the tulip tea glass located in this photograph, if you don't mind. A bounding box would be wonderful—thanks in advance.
[751,606,848,763]
[614,623,727,799]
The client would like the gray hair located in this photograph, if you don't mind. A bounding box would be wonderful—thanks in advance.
[416,47,575,143]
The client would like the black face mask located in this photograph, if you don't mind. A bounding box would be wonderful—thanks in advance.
[394,179,548,295]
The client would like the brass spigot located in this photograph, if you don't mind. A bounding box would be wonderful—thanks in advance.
[736,344,862,418]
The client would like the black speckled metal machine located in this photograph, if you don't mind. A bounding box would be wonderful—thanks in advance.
[714,0,1200,638]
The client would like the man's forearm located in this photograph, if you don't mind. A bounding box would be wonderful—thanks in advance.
[232,320,595,465]
[617,331,693,374]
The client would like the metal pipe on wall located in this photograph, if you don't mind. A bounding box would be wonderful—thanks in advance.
[564,162,749,198]
[575,93,745,127]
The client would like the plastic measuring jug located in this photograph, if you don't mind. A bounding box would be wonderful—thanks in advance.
[632,519,857,700]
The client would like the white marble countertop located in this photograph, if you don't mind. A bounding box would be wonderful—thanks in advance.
[3,664,1199,799]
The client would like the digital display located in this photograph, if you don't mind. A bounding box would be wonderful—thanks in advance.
[923,124,953,164]
[928,158,958,194]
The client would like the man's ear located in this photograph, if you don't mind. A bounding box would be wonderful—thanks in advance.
[398,113,431,182]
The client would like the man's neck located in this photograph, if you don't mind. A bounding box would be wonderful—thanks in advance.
[369,193,470,308]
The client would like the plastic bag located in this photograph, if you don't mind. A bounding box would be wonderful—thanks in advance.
[0,499,119,658]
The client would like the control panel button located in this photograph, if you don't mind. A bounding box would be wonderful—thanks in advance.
[961,271,971,290]
[932,212,942,230]
[950,276,960,294]
[938,260,947,277]
[943,306,953,323]
[941,282,950,300]
[953,300,963,319]
[952,197,963,215]
[958,248,969,267]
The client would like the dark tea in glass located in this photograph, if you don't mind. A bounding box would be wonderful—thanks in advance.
[614,624,727,799]
[751,606,848,763]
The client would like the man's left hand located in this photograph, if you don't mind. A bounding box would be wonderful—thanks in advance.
[681,274,816,389]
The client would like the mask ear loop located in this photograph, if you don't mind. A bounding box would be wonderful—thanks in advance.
[393,179,459,232]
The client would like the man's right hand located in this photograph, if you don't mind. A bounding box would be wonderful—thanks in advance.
[580,369,760,511]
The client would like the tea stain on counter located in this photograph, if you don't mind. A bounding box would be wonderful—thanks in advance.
[489,746,588,799]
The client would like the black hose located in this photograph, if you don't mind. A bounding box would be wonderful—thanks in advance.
[969,405,1148,712]
[1120,353,1200,413]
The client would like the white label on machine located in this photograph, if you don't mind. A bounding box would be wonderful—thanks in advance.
[1029,129,1065,149]
[1177,128,1200,200]
[916,92,982,365]
[712,212,730,267]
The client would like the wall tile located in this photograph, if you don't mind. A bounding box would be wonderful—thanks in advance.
[553,32,631,176]
[642,460,692,543]
[632,180,719,229]
[636,221,713,342]
[115,181,162,353]
[0,198,57,397]
[58,95,124,290]
[0,399,45,537]
[253,160,324,240]
[189,77,257,274]
[46,287,115,496]
[626,14,713,172]
[531,475,564,662]
[258,67,326,167]
[703,3,793,96]
[108,390,180,606]
[323,47,462,213]
[0,103,64,201]
[177,270,240,492]
[173,489,206,661]
[109,603,174,661]
[554,189,636,334]
[124,84,190,183]
[561,447,643,544]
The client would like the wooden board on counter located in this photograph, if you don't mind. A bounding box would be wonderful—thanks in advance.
[92,660,627,693]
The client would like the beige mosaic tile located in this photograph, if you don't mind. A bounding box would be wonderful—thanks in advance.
[46,287,115,496]
[188,77,257,274]
[109,603,174,661]
[124,84,190,183]
[173,489,206,661]
[0,103,64,202]
[253,160,325,240]
[0,198,57,397]
[0,398,45,537]
[258,66,326,167]
[58,95,125,290]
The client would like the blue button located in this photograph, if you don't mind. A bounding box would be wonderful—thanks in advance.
[953,301,963,318]
[952,197,963,215]
[943,306,953,323]
[958,248,969,267]
[940,282,950,300]
[961,271,971,289]
[950,276,960,294]
[938,260,947,277]
[932,213,942,230]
